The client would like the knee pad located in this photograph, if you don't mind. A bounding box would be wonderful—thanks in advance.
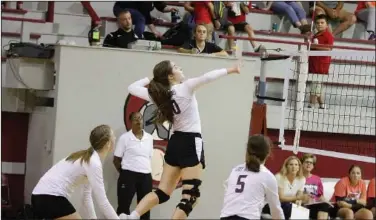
[154,189,170,204]
[176,179,202,216]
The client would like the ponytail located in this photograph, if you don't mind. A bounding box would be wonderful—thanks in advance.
[148,79,174,124]
[66,147,95,165]
[246,154,262,172]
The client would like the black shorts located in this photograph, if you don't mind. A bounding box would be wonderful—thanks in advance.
[223,21,249,32]
[31,194,76,219]
[220,215,249,220]
[164,131,205,169]
[329,203,365,218]
[304,203,331,219]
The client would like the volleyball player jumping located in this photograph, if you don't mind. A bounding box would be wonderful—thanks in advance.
[31,125,123,219]
[126,60,241,219]
[220,135,285,220]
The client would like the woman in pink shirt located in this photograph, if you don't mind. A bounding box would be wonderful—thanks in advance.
[301,153,329,220]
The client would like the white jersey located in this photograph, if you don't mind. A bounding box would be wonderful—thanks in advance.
[32,151,118,219]
[220,163,285,220]
[128,68,228,133]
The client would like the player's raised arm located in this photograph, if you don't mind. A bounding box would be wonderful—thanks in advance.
[128,77,152,102]
[184,62,241,92]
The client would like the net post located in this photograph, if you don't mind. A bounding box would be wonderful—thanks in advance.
[292,45,309,154]
[253,55,291,143]
[278,58,294,149]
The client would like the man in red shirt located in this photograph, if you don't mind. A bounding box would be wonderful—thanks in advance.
[306,14,334,109]
[223,2,265,52]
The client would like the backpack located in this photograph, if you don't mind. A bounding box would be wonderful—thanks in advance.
[161,22,192,47]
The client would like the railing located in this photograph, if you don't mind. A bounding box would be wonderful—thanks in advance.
[45,1,54,23]
[219,35,376,51]
[81,1,101,27]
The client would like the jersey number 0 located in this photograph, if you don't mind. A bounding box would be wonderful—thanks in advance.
[235,175,248,193]
[172,100,181,114]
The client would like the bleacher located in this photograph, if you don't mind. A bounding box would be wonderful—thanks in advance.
[2,1,374,80]
[1,1,375,219]
[2,1,374,85]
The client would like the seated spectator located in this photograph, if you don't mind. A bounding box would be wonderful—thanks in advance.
[262,1,309,32]
[113,1,177,39]
[355,1,375,40]
[330,165,373,220]
[223,2,265,52]
[367,177,375,217]
[301,153,329,220]
[103,10,138,48]
[178,24,228,56]
[301,14,334,109]
[184,1,218,42]
[311,1,356,36]
[263,155,309,220]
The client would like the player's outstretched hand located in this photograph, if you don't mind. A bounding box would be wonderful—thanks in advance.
[227,60,242,74]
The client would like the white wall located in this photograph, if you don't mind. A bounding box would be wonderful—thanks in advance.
[51,45,256,218]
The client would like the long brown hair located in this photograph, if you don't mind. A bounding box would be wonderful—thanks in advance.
[245,135,272,172]
[66,124,112,164]
[148,60,174,124]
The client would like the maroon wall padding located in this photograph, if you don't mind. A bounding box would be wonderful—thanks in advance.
[249,102,268,136]
[1,112,30,215]
[265,129,375,179]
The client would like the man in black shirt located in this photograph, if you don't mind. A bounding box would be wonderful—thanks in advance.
[178,24,228,56]
[103,10,138,48]
[113,1,177,39]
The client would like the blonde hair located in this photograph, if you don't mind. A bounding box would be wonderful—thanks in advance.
[66,125,112,164]
[279,155,304,179]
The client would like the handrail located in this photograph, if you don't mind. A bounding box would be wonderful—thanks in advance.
[81,1,101,26]
[219,35,376,51]
[45,1,54,23]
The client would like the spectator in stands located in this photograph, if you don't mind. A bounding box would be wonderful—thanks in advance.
[311,1,356,36]
[302,14,334,109]
[330,165,373,220]
[223,2,266,52]
[113,1,178,39]
[178,24,228,56]
[300,153,330,220]
[367,177,375,217]
[262,155,309,220]
[103,10,138,48]
[262,1,310,32]
[355,2,375,40]
[184,2,218,42]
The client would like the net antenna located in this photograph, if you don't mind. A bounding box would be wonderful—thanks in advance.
[279,48,375,162]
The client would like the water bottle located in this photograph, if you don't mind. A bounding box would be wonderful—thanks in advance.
[272,23,278,32]
[88,25,101,46]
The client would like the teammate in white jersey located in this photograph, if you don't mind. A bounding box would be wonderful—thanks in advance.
[126,60,240,219]
[220,135,285,220]
[31,125,122,219]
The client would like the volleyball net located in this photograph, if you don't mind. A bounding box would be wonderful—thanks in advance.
[257,49,375,163]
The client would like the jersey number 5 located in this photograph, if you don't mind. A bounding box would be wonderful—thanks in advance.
[235,175,248,193]
[172,100,181,114]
